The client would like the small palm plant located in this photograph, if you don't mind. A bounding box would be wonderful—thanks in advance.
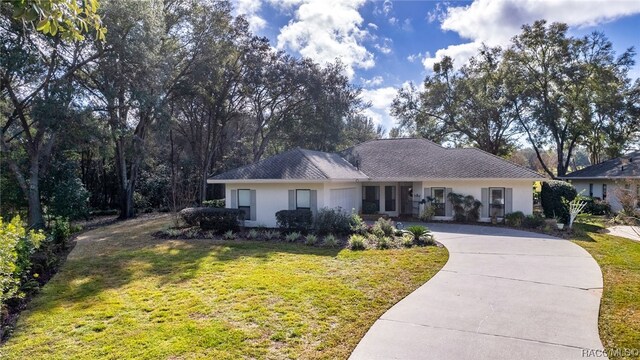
[304,234,318,246]
[247,229,259,240]
[323,234,338,248]
[404,225,435,246]
[263,230,280,241]
[223,230,236,240]
[285,231,301,242]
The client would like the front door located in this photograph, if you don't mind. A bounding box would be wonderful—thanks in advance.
[400,186,413,216]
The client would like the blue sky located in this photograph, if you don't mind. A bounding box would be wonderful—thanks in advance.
[232,0,640,133]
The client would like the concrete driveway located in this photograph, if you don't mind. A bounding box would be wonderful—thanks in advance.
[350,223,604,360]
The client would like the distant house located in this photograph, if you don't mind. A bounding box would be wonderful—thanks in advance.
[561,151,640,212]
[207,138,544,227]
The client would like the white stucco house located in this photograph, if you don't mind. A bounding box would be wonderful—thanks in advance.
[207,138,545,227]
[561,151,640,212]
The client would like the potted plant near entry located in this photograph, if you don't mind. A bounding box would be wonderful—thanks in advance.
[555,216,565,230]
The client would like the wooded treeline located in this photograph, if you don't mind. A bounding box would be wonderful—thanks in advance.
[392,20,640,178]
[1,0,382,228]
[1,2,639,230]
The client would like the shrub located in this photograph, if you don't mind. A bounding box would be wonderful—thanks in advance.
[447,193,482,222]
[349,211,368,235]
[179,207,245,232]
[223,230,236,240]
[401,233,415,247]
[581,197,611,216]
[275,209,313,231]
[522,214,545,229]
[348,234,367,250]
[50,217,71,246]
[541,181,577,223]
[505,212,525,227]
[372,218,394,237]
[323,234,338,248]
[246,229,259,240]
[314,208,351,234]
[405,225,435,246]
[285,231,301,242]
[0,216,45,306]
[420,205,436,221]
[202,199,225,208]
[263,230,280,241]
[376,236,391,249]
[304,234,318,246]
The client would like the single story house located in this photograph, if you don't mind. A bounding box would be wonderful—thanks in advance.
[208,138,544,227]
[561,151,640,212]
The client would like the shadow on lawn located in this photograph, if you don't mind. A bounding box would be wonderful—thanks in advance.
[33,217,341,310]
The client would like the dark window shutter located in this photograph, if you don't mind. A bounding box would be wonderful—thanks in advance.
[230,190,237,209]
[481,188,489,218]
[250,190,257,221]
[444,188,452,216]
[288,190,295,210]
[505,188,513,214]
[310,190,318,217]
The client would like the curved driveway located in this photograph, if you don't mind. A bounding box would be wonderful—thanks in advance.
[350,223,604,360]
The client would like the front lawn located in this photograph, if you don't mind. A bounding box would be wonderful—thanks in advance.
[573,221,640,359]
[1,216,448,359]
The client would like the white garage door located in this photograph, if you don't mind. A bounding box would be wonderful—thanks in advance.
[330,188,356,213]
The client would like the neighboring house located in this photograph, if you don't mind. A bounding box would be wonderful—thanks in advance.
[561,151,640,212]
[207,138,544,227]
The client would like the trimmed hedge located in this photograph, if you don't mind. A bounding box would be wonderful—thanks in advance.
[505,211,525,227]
[314,207,351,234]
[275,209,313,231]
[540,180,577,223]
[580,196,611,216]
[179,207,245,232]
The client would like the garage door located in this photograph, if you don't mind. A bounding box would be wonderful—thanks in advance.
[330,188,356,213]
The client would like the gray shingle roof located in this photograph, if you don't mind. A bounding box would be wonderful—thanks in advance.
[562,151,640,179]
[340,138,544,179]
[209,148,368,180]
[210,138,544,181]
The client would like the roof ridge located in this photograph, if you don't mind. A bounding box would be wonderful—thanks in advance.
[456,147,545,178]
[297,148,330,179]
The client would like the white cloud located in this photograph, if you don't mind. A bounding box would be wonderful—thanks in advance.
[276,0,374,79]
[374,37,393,55]
[407,51,429,63]
[361,75,384,87]
[232,0,267,32]
[360,86,399,130]
[423,0,640,71]
[367,22,378,30]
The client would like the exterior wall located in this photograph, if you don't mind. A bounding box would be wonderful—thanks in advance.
[417,179,534,221]
[570,179,625,212]
[223,179,535,226]
[225,183,325,228]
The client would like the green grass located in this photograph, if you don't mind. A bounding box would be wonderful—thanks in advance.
[572,220,640,359]
[1,216,448,359]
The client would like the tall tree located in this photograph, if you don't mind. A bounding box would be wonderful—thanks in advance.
[0,4,101,228]
[504,20,636,177]
[391,47,519,156]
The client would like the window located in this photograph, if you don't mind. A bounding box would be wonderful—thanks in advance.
[602,184,607,200]
[238,189,251,219]
[589,183,593,197]
[385,186,396,212]
[490,187,505,218]
[296,189,311,209]
[430,188,446,216]
[362,186,380,214]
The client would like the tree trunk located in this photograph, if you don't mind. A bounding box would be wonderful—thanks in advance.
[119,184,135,219]
[27,157,45,229]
